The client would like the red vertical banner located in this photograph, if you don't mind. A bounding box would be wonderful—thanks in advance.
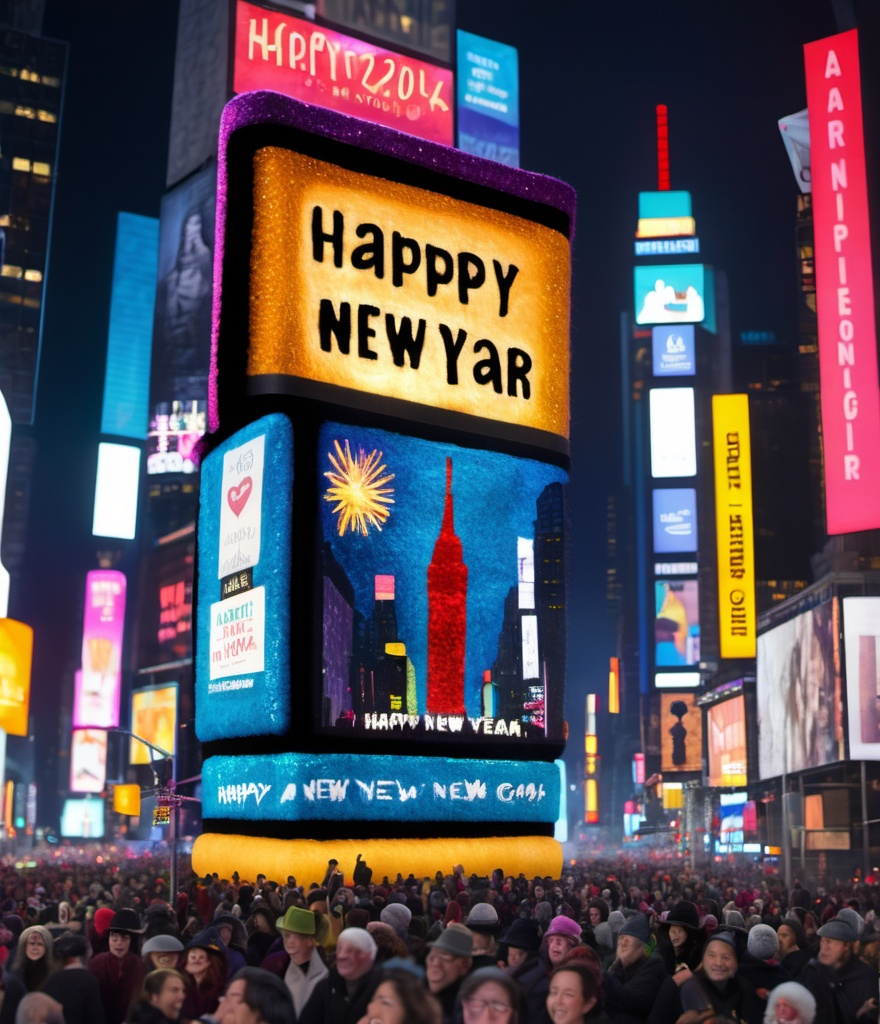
[805,30,880,534]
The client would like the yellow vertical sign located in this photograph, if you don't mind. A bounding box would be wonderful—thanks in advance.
[712,395,756,658]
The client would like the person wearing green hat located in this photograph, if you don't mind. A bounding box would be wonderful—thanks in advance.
[259,906,328,1018]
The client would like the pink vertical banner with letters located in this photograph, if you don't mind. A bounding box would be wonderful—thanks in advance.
[805,29,880,534]
[73,570,126,729]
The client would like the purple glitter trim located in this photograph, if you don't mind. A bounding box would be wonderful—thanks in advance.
[209,90,577,432]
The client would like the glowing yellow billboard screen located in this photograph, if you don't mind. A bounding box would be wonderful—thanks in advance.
[247,148,570,443]
[0,619,32,737]
[130,684,178,764]
[712,395,756,658]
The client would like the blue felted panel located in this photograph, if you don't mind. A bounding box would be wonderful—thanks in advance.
[195,414,293,740]
[203,752,560,824]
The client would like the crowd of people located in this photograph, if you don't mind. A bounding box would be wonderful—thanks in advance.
[0,852,877,1023]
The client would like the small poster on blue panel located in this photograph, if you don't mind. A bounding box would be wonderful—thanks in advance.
[456,30,519,167]
[652,325,695,376]
[653,488,697,553]
[195,414,293,741]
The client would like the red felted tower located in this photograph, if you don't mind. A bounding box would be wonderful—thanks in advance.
[426,457,468,714]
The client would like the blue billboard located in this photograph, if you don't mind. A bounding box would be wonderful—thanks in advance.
[652,325,695,377]
[456,30,519,167]
[653,488,697,553]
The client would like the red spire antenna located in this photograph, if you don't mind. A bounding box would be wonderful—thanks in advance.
[656,104,671,191]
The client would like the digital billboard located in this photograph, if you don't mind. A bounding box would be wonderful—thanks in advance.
[649,388,696,479]
[74,571,126,730]
[652,325,695,377]
[92,443,140,540]
[234,142,570,446]
[234,2,454,146]
[149,162,214,475]
[131,684,178,764]
[805,30,880,534]
[654,671,700,689]
[712,395,756,659]
[456,30,519,167]
[708,695,747,787]
[60,798,104,839]
[319,421,567,742]
[0,618,32,736]
[69,729,107,793]
[660,692,702,773]
[843,597,880,759]
[716,790,747,853]
[652,488,697,553]
[655,580,699,666]
[635,264,706,326]
[757,600,843,778]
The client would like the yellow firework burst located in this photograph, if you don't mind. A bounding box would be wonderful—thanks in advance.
[324,439,395,537]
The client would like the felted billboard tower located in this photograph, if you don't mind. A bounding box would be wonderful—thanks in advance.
[191,91,575,883]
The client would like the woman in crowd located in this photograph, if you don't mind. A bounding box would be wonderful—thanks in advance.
[126,969,187,1024]
[457,967,529,1024]
[218,967,294,1024]
[356,968,442,1024]
[656,901,704,978]
[546,961,608,1024]
[180,929,228,1021]
[244,907,277,967]
[763,982,817,1024]
[10,926,55,993]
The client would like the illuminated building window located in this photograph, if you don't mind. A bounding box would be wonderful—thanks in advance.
[41,75,60,88]
[32,161,50,177]
[23,270,41,283]
[1,265,22,279]
[37,110,57,123]
[11,157,30,172]
[14,105,35,119]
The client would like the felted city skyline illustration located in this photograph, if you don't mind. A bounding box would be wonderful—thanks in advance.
[319,421,568,730]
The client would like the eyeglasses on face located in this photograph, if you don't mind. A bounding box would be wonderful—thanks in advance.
[463,997,512,1015]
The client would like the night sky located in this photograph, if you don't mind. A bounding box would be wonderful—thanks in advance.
[24,0,880,775]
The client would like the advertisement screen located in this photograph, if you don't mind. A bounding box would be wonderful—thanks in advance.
[757,600,843,778]
[60,798,104,839]
[456,30,519,167]
[805,31,880,534]
[843,597,880,759]
[69,729,107,793]
[0,618,32,736]
[635,264,706,326]
[148,163,214,476]
[708,695,747,787]
[234,2,454,146]
[716,790,747,852]
[652,325,695,377]
[319,421,567,744]
[649,389,696,478]
[74,570,126,730]
[131,684,178,764]
[660,692,702,773]
[655,580,700,666]
[652,488,697,553]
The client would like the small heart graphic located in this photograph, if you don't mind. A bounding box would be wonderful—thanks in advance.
[227,477,253,517]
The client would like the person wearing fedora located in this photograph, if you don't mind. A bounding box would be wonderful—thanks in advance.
[465,904,502,971]
[656,901,705,979]
[423,922,474,1024]
[797,917,879,1024]
[88,909,145,1024]
[259,906,328,1018]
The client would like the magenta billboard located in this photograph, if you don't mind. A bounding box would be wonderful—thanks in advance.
[234,2,454,146]
[74,570,126,729]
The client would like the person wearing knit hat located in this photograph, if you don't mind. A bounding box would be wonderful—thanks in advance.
[465,903,501,969]
[738,924,790,1016]
[258,905,328,1017]
[380,902,412,940]
[607,910,625,941]
[776,914,812,980]
[544,915,582,967]
[798,916,878,1024]
[604,914,671,1023]
[763,981,816,1024]
[585,897,614,959]
[836,906,866,940]
[677,932,763,1024]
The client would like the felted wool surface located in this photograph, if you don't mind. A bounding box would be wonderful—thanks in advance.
[195,413,293,740]
[203,752,560,823]
[193,833,562,886]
